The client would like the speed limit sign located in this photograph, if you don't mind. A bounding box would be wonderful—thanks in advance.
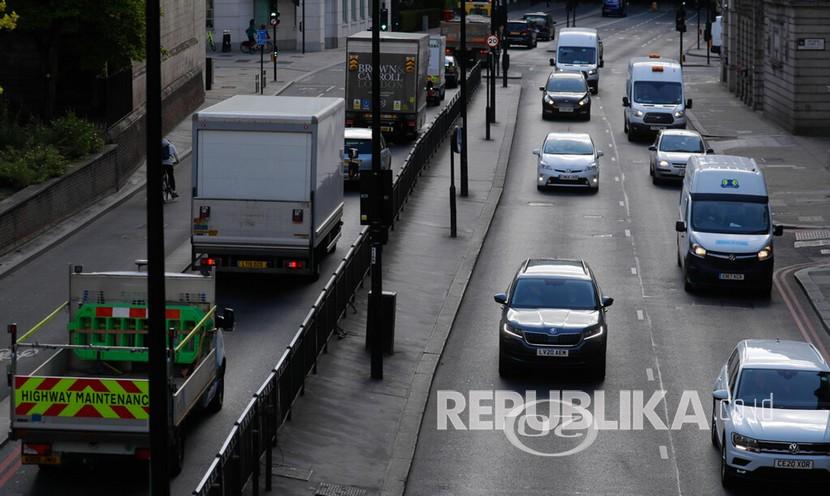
[487,35,499,48]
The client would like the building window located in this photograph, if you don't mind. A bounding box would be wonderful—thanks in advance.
[206,0,214,29]
[352,0,357,21]
[360,0,365,19]
[343,0,348,23]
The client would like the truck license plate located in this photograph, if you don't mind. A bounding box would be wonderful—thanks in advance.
[381,126,394,133]
[774,459,813,470]
[718,273,744,281]
[238,260,268,269]
[537,348,569,357]
[22,454,61,465]
[650,125,666,130]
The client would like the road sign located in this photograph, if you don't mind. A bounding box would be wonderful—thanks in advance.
[256,29,268,45]
[487,35,499,48]
[270,18,278,26]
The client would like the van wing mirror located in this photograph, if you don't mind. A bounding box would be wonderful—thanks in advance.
[622,96,630,107]
[686,98,693,109]
[596,151,604,158]
[706,148,715,154]
[713,389,729,402]
[215,308,235,331]
[549,57,555,66]
[539,86,546,92]
[773,224,784,236]
[532,148,540,156]
[494,293,507,305]
[648,145,657,151]
[675,220,687,232]
[601,297,614,308]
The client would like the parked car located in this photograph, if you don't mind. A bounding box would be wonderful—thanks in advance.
[523,12,556,41]
[540,71,591,120]
[712,339,830,489]
[504,19,537,48]
[445,55,459,88]
[648,129,712,184]
[494,258,613,380]
[533,132,603,192]
[343,127,392,182]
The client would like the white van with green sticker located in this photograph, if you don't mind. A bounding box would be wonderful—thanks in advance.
[675,155,783,294]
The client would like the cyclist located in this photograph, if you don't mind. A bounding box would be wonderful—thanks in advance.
[245,19,256,46]
[161,138,180,198]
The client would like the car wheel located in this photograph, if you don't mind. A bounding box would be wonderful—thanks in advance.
[593,356,606,382]
[652,175,660,185]
[684,268,694,293]
[584,112,591,122]
[537,184,545,192]
[711,406,720,448]
[624,118,629,134]
[676,241,683,268]
[721,437,735,490]
[498,351,513,377]
[628,128,637,142]
[170,427,185,477]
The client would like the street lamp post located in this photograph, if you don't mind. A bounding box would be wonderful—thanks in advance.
[459,0,469,197]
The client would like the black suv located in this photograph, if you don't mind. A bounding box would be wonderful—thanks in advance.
[504,20,537,48]
[494,259,613,380]
[523,12,555,41]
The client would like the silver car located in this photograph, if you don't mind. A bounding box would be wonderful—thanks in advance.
[533,132,603,192]
[712,339,830,489]
[648,129,712,184]
[343,128,392,181]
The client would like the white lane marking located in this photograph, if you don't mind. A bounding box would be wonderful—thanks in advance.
[631,267,638,276]
[316,92,326,97]
[646,368,655,382]
[608,143,613,147]
[611,157,617,162]
[619,201,625,207]
[637,309,644,320]
[799,216,825,222]
[659,445,669,459]
[821,249,830,255]
[625,229,631,237]
[615,176,620,182]
[325,85,336,92]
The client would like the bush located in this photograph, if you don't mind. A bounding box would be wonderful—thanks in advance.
[47,112,104,159]
[0,144,67,189]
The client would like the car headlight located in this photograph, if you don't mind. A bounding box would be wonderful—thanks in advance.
[633,110,644,117]
[502,322,522,338]
[674,110,685,118]
[586,161,598,170]
[539,161,553,171]
[691,243,707,257]
[544,94,554,104]
[732,432,761,453]
[578,97,590,106]
[658,160,670,168]
[757,246,772,261]
[587,69,597,76]
[583,324,605,339]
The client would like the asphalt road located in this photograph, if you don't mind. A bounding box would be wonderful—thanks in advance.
[0,61,459,494]
[405,6,830,496]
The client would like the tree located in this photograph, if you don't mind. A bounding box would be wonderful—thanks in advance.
[0,0,18,96]
[9,0,145,118]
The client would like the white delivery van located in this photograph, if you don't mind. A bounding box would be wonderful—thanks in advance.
[675,155,783,294]
[191,95,344,278]
[553,28,603,93]
[427,35,447,105]
[710,16,722,54]
[623,56,692,141]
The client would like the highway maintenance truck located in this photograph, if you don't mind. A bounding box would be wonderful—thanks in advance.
[8,266,234,475]
[191,95,344,278]
[345,31,429,141]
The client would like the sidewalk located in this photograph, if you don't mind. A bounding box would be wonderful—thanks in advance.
[682,47,830,338]
[257,83,521,496]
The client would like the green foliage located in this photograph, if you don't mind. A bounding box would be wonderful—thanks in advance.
[47,112,104,159]
[0,144,66,189]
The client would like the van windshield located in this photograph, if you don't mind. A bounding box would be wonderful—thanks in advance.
[633,81,682,104]
[558,46,596,65]
[691,200,770,235]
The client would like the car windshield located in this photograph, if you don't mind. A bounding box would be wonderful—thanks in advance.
[633,81,682,104]
[507,22,528,31]
[735,368,830,410]
[525,16,546,25]
[557,46,596,65]
[543,138,594,155]
[659,135,704,153]
[547,77,586,93]
[511,278,597,310]
[691,200,770,235]
[344,138,372,155]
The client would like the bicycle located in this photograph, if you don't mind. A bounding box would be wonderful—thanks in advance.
[240,40,274,54]
[207,30,217,52]
[162,158,179,203]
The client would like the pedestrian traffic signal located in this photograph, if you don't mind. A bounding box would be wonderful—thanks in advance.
[380,6,389,31]
[675,9,687,32]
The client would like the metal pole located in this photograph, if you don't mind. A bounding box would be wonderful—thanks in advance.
[706,1,711,65]
[697,5,701,49]
[450,147,457,237]
[459,0,468,197]
[260,43,265,94]
[680,29,684,67]
[273,21,278,82]
[370,0,383,380]
[485,53,491,140]
[489,0,496,123]
[146,0,169,491]
[302,0,306,54]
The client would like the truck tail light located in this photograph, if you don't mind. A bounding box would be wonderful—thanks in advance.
[23,443,52,456]
[202,257,217,267]
[134,448,151,460]
[407,120,417,127]
[292,209,304,223]
[345,119,354,126]
[284,260,306,269]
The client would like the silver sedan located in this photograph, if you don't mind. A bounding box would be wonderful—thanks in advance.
[648,129,712,184]
[533,132,603,192]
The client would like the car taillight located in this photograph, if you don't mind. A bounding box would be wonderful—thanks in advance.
[23,443,52,456]
[345,119,354,126]
[202,257,217,266]
[134,448,151,460]
[284,260,306,269]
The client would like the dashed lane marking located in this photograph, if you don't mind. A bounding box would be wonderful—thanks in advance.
[646,368,655,382]
[659,446,669,460]
[637,309,644,320]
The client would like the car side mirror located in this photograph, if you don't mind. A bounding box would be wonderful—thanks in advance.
[596,151,604,158]
[622,96,630,107]
[494,293,507,305]
[675,220,687,232]
[215,308,235,331]
[773,224,784,236]
[532,148,540,156]
[539,86,546,92]
[601,297,614,308]
[712,389,729,402]
[648,145,657,151]
[549,57,555,66]
[706,148,715,154]
[686,98,693,109]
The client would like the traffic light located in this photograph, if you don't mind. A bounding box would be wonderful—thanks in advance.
[380,6,389,31]
[675,8,687,33]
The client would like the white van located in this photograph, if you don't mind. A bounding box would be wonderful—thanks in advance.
[710,16,722,54]
[623,56,692,141]
[675,155,783,293]
[552,28,603,93]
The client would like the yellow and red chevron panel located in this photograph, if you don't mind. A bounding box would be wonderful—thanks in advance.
[14,376,149,420]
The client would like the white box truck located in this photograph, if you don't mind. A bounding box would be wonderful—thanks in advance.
[427,35,447,106]
[191,95,344,278]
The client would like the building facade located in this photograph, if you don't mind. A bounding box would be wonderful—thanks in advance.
[722,0,830,135]
[210,0,372,52]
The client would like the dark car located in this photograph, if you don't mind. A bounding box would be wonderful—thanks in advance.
[445,55,459,88]
[523,12,555,41]
[540,71,591,120]
[494,259,613,380]
[504,20,537,48]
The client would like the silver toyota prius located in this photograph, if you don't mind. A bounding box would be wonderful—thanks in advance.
[533,132,603,192]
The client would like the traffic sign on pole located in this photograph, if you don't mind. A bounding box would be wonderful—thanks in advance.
[487,34,499,48]
[270,18,278,26]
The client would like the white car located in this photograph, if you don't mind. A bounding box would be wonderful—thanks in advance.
[712,339,830,488]
[648,129,712,184]
[533,132,603,192]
